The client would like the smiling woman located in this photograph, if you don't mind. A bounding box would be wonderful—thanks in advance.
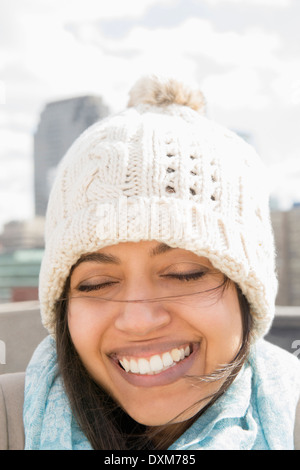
[23,74,300,450]
[53,241,251,448]
[56,242,248,443]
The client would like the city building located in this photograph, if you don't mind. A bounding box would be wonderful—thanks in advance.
[34,95,109,216]
[0,249,43,303]
[271,206,300,306]
[0,217,45,253]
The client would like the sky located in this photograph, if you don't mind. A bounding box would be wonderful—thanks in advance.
[1,0,300,232]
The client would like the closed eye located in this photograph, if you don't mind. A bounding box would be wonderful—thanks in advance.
[163,271,206,282]
[77,281,118,292]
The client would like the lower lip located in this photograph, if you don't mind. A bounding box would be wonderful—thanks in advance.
[110,343,200,388]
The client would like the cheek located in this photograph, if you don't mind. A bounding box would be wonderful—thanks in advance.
[184,287,243,372]
[67,303,108,355]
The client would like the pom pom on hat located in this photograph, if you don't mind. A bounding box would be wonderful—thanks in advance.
[127,74,206,114]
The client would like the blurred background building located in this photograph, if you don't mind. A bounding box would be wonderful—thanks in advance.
[0,94,109,304]
[271,205,300,306]
[34,95,109,217]
[0,248,43,304]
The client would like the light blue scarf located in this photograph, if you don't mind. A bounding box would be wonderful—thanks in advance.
[23,336,300,450]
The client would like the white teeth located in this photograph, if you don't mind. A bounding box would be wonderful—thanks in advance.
[162,352,173,367]
[149,355,164,372]
[129,359,139,373]
[119,345,192,375]
[119,357,130,372]
[138,358,151,374]
[171,348,182,362]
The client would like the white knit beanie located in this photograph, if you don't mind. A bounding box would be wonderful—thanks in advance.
[39,74,277,341]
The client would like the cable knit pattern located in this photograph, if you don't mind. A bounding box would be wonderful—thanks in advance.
[39,75,277,340]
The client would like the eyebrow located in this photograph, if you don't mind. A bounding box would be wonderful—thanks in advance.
[71,252,120,271]
[149,243,174,257]
[72,243,175,270]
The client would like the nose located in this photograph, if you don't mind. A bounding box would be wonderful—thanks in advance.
[114,299,171,337]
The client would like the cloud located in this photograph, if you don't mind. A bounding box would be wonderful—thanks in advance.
[93,19,283,109]
[0,81,5,105]
[0,129,31,158]
[0,128,33,227]
[202,67,270,110]
[99,18,281,69]
[0,148,33,231]
[1,0,176,24]
[269,155,300,208]
[0,5,292,112]
[200,0,292,7]
[271,61,300,105]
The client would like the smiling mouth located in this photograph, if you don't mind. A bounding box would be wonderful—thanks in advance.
[116,344,193,375]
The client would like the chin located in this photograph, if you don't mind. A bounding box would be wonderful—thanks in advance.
[120,392,204,427]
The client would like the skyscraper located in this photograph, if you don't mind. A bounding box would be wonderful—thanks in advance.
[271,206,300,306]
[34,95,109,216]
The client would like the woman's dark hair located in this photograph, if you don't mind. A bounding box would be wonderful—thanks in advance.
[55,275,252,450]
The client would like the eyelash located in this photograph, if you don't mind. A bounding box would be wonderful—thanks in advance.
[78,281,117,292]
[77,272,205,292]
[164,272,205,281]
